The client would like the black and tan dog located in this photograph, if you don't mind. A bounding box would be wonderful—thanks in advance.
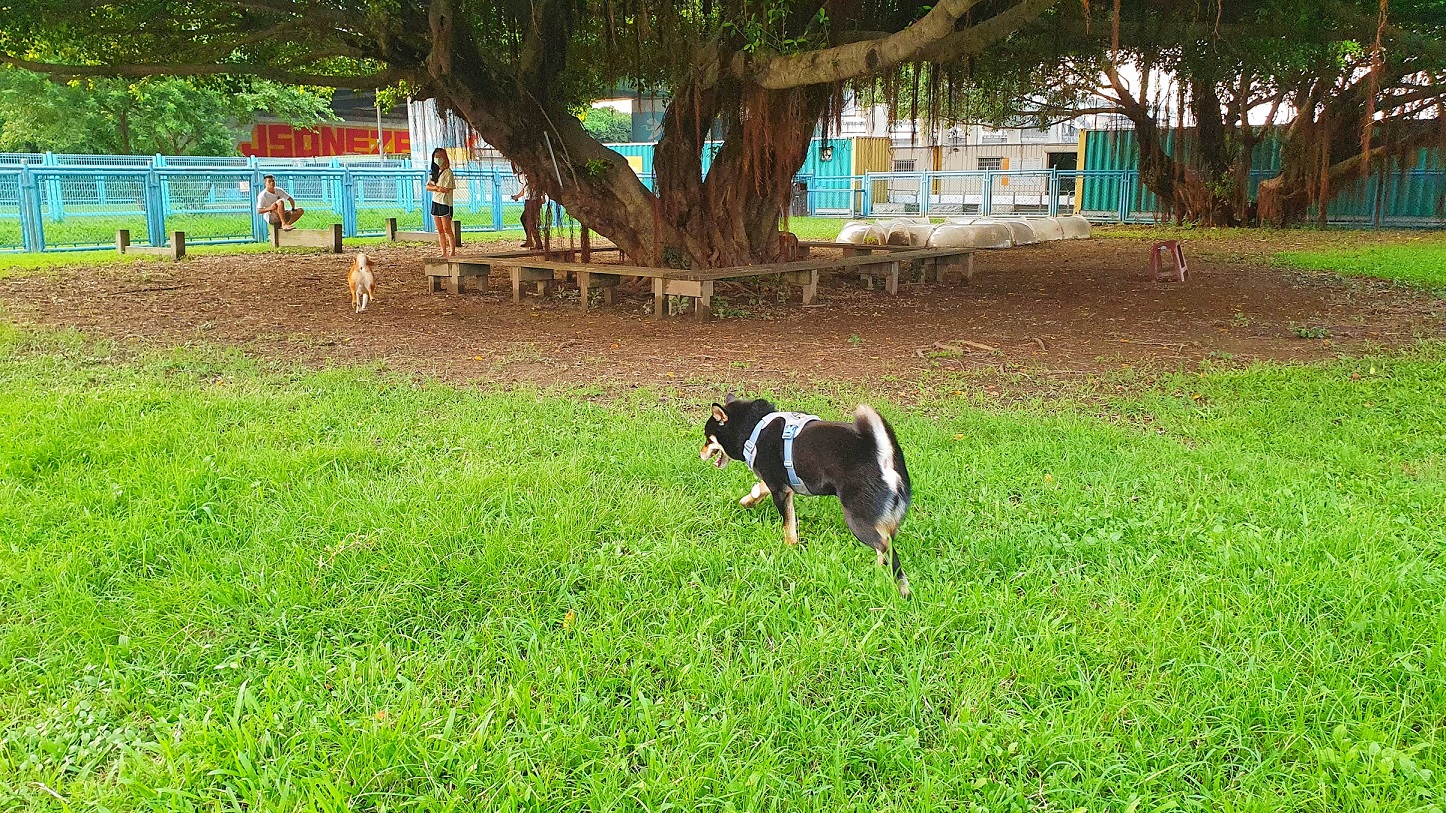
[701,395,913,596]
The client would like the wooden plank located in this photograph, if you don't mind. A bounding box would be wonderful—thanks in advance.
[271,223,342,253]
[490,247,970,283]
[116,228,186,260]
[658,279,706,298]
[391,221,463,246]
[575,270,620,311]
[424,258,495,294]
[498,264,555,304]
[799,240,922,252]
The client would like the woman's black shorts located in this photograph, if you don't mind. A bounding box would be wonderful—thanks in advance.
[431,202,454,217]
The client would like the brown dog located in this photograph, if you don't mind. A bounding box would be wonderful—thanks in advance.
[348,252,376,313]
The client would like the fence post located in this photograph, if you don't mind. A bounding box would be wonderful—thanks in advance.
[1117,171,1131,223]
[1047,169,1060,217]
[18,163,44,251]
[921,172,931,217]
[491,170,504,231]
[340,168,358,237]
[41,152,65,224]
[982,171,993,216]
[154,155,172,235]
[144,167,167,247]
[250,159,268,242]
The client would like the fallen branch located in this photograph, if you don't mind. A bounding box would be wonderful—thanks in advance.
[915,339,1003,359]
[109,284,192,295]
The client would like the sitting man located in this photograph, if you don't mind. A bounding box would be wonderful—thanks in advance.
[256,174,305,231]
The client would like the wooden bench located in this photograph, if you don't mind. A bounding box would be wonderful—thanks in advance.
[800,242,975,290]
[489,258,822,318]
[386,217,463,248]
[270,222,343,253]
[116,229,186,260]
[422,247,620,295]
[492,246,975,319]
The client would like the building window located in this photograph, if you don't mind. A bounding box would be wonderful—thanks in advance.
[892,159,917,172]
[979,129,1008,144]
[978,157,1004,171]
[1022,128,1050,142]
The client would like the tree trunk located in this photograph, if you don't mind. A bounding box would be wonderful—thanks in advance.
[655,83,828,267]
[433,53,822,268]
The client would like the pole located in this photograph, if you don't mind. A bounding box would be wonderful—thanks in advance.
[376,91,385,159]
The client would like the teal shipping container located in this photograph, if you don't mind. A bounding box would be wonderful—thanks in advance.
[1081,129,1444,226]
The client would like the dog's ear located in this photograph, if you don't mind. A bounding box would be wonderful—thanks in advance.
[723,392,738,404]
[711,403,728,424]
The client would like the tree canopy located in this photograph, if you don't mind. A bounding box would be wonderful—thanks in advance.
[9,0,1435,245]
[961,0,1446,224]
[1,0,1062,265]
[0,69,336,155]
[580,106,633,144]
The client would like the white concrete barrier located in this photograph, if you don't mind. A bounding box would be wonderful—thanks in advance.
[927,221,1013,249]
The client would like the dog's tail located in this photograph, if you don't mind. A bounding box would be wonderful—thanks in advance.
[855,404,913,597]
[854,404,911,503]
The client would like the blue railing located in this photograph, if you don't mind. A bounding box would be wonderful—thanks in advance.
[7,155,1439,253]
[0,155,531,252]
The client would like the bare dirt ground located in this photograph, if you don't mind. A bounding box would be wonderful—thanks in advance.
[2,235,1441,401]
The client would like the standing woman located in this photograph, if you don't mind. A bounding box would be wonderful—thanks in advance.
[425,148,456,258]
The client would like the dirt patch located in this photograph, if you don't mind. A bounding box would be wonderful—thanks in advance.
[2,237,1441,400]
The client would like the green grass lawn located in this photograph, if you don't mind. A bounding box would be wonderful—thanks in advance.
[1,328,1443,811]
[1275,235,1446,292]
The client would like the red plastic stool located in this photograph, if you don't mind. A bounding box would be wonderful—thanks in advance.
[1150,240,1188,282]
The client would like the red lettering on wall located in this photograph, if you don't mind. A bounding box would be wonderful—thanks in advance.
[238,123,411,157]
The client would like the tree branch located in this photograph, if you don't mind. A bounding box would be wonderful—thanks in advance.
[919,0,1060,62]
[746,0,986,90]
[0,53,403,89]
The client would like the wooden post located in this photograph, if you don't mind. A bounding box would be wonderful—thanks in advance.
[451,219,463,248]
[386,217,398,241]
[696,281,713,321]
[580,228,591,263]
[269,222,281,247]
[330,223,343,253]
[887,260,900,295]
[116,229,130,254]
[170,231,186,260]
[652,277,665,320]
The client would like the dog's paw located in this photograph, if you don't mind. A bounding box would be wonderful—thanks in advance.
[739,482,770,508]
[897,575,913,599]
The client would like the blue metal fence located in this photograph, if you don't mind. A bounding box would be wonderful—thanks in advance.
[0,154,536,252]
[17,151,1365,253]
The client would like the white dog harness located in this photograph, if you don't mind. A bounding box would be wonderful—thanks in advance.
[742,412,820,495]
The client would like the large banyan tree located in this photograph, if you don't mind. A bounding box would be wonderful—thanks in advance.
[1,0,1060,266]
[998,0,1446,226]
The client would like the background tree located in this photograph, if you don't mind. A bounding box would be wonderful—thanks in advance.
[976,0,1446,225]
[0,0,1060,267]
[0,68,336,155]
[579,106,634,144]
